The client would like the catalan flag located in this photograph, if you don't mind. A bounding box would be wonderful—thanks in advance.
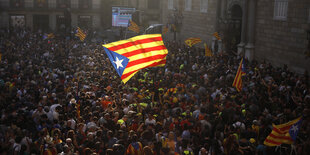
[43,33,54,40]
[0,53,2,62]
[264,117,302,146]
[163,25,169,35]
[128,20,140,33]
[171,24,177,32]
[185,38,202,47]
[232,58,246,92]
[213,32,221,40]
[204,43,213,57]
[102,34,168,84]
[75,27,86,41]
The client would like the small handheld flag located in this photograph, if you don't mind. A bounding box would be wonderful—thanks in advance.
[75,27,86,41]
[128,20,140,33]
[213,32,221,40]
[204,43,213,57]
[185,38,202,47]
[264,117,302,146]
[103,34,168,84]
[232,58,246,92]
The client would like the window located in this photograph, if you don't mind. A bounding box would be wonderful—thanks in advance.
[10,15,25,27]
[148,0,159,9]
[35,0,48,8]
[11,0,24,8]
[274,0,288,20]
[184,0,191,11]
[200,0,208,13]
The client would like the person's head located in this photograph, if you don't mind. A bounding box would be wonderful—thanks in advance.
[168,131,175,140]
[143,146,153,155]
[107,130,113,139]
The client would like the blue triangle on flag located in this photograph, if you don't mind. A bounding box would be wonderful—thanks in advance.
[289,119,302,141]
[103,47,129,77]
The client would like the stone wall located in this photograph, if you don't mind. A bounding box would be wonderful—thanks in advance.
[161,0,219,46]
[255,0,310,73]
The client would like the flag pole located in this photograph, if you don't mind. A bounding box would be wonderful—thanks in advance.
[124,27,128,39]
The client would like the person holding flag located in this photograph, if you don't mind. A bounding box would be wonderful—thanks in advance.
[75,27,87,41]
[232,58,246,92]
[264,117,303,146]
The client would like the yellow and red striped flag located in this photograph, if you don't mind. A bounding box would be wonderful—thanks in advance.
[185,38,202,47]
[204,43,213,57]
[75,27,86,41]
[128,20,140,33]
[264,117,302,146]
[232,58,246,92]
[0,53,2,62]
[47,33,55,39]
[213,32,221,40]
[102,34,168,84]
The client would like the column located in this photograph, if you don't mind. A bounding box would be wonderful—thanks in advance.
[49,14,56,31]
[245,0,256,61]
[71,14,78,27]
[237,0,248,56]
[221,0,227,19]
[218,39,222,53]
[211,36,216,52]
[26,13,33,30]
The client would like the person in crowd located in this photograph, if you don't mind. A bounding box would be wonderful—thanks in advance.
[0,27,309,155]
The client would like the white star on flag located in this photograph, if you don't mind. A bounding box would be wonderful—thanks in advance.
[291,124,299,133]
[113,57,124,69]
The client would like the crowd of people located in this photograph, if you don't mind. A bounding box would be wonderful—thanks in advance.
[0,27,309,155]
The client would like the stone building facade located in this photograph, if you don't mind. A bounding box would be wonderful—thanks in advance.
[0,0,104,31]
[161,0,220,47]
[161,0,310,73]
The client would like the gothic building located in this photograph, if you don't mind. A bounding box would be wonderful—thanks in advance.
[162,0,310,73]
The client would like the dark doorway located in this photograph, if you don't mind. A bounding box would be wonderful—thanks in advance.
[224,4,242,52]
[33,14,49,32]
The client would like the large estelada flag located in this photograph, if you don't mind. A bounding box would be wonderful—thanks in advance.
[75,27,86,41]
[185,38,201,47]
[264,117,302,146]
[103,34,168,84]
[232,58,246,92]
[128,20,140,33]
